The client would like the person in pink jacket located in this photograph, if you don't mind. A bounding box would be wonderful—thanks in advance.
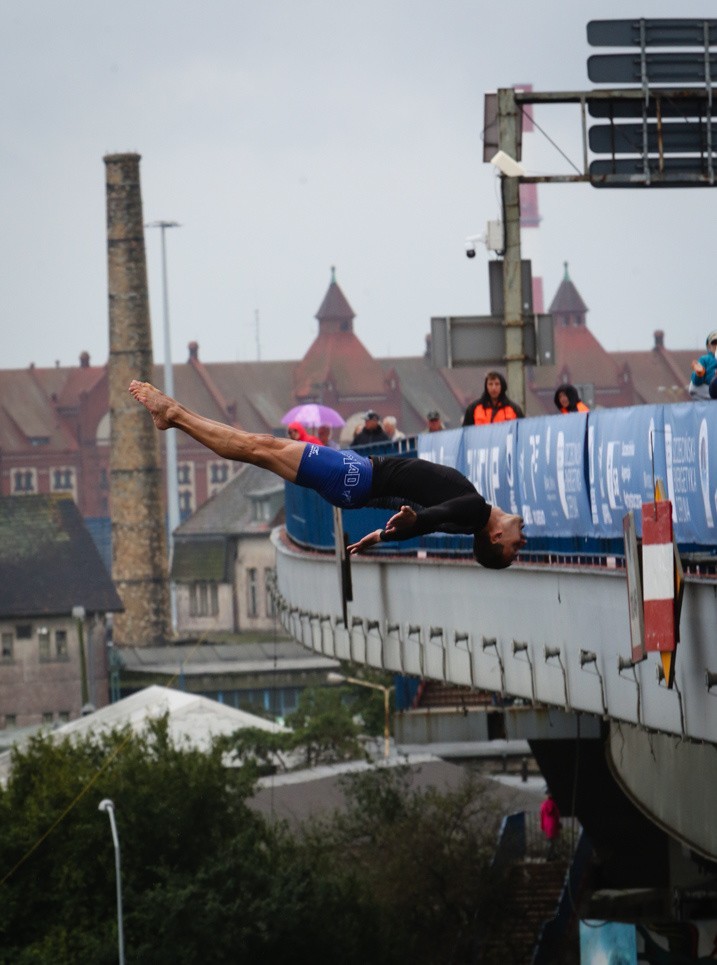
[540,791,561,859]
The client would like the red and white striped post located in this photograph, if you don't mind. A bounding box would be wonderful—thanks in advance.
[641,500,675,653]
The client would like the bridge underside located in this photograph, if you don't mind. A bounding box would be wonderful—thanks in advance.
[274,530,717,861]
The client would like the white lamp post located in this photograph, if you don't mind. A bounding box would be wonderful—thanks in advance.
[146,220,181,632]
[98,798,125,965]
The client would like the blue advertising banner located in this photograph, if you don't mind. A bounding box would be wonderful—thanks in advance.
[516,413,592,537]
[588,406,666,538]
[461,422,520,515]
[417,428,463,470]
[663,401,717,545]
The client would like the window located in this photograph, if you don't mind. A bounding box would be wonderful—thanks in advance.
[189,582,218,617]
[1,632,13,661]
[178,462,196,519]
[179,490,195,518]
[264,568,276,617]
[4,715,16,730]
[51,467,74,491]
[38,628,50,661]
[58,711,70,723]
[16,624,32,640]
[55,630,68,659]
[247,568,258,618]
[208,461,229,485]
[12,469,37,494]
[207,461,230,498]
[42,712,53,725]
[251,497,272,522]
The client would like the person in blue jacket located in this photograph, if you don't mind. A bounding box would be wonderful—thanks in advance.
[690,329,717,400]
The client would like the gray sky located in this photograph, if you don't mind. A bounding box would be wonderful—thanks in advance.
[2,1,714,371]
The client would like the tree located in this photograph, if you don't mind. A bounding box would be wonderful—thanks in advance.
[300,765,510,965]
[284,685,366,767]
[0,714,511,964]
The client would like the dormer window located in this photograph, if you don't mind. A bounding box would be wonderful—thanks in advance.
[251,497,272,522]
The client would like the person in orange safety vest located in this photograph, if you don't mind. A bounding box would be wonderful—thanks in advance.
[462,371,524,426]
[553,383,589,414]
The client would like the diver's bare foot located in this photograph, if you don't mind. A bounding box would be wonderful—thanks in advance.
[128,380,173,430]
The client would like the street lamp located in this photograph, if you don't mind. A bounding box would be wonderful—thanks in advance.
[98,799,125,965]
[145,220,181,633]
[327,672,394,759]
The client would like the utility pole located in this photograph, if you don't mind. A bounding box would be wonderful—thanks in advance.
[497,87,525,414]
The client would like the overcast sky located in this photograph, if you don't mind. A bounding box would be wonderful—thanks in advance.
[2,1,715,371]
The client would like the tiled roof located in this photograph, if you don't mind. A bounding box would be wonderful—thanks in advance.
[611,346,693,404]
[175,464,285,537]
[380,357,468,430]
[530,323,621,390]
[295,331,388,399]
[0,272,707,481]
[172,538,230,581]
[0,494,123,617]
[0,370,77,450]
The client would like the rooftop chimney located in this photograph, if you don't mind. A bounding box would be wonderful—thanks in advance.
[654,329,665,349]
[104,152,170,647]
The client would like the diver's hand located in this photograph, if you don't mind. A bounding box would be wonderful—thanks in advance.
[347,529,382,555]
[385,505,417,533]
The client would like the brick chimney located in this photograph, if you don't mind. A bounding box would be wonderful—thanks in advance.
[104,153,170,646]
[654,329,665,349]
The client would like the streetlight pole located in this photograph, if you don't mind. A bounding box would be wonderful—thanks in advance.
[146,220,181,632]
[98,799,125,965]
[327,672,394,759]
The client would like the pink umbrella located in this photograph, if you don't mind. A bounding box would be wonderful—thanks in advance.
[281,403,345,427]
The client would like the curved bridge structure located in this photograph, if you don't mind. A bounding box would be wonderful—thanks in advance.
[273,403,717,866]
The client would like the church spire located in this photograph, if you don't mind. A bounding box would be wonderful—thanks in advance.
[315,267,355,334]
[549,262,588,327]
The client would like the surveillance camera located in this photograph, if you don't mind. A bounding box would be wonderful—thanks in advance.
[465,233,482,259]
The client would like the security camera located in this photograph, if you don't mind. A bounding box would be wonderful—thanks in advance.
[465,233,482,259]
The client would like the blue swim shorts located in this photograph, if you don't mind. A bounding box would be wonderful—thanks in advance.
[295,446,373,509]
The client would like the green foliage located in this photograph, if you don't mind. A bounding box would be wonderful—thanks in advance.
[214,725,292,774]
[0,717,259,964]
[301,765,509,965]
[284,685,366,767]
[0,712,509,964]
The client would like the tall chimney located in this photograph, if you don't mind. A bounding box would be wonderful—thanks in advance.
[104,153,170,646]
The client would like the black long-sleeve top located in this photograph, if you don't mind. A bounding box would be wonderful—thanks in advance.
[368,457,491,542]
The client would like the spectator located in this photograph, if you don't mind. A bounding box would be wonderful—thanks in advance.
[353,409,389,446]
[287,421,321,445]
[554,383,589,414]
[691,329,717,400]
[317,424,340,449]
[425,411,445,432]
[462,372,524,426]
[540,790,561,860]
[382,415,406,441]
